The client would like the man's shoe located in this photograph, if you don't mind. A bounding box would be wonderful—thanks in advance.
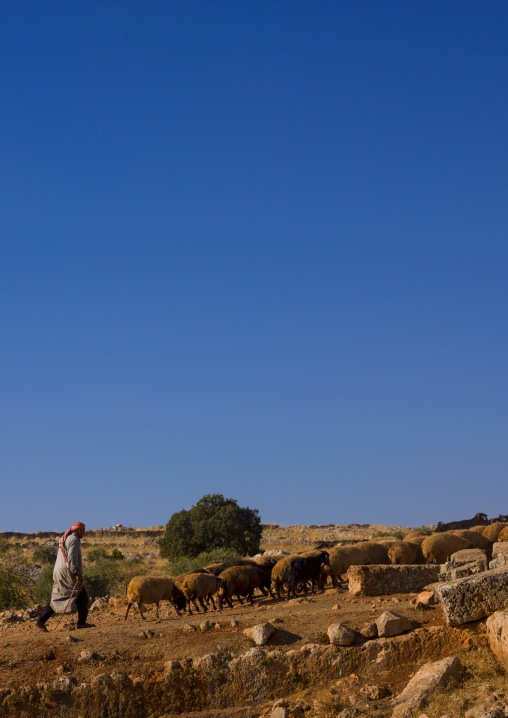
[35,618,48,632]
[76,622,95,629]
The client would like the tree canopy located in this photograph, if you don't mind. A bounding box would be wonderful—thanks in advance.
[159,494,262,559]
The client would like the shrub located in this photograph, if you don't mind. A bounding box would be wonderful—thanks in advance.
[86,547,109,563]
[372,530,405,541]
[32,545,58,565]
[0,556,31,610]
[168,547,242,576]
[110,548,124,560]
[159,493,262,559]
[31,565,53,605]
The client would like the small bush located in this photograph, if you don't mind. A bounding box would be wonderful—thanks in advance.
[86,547,109,563]
[110,548,124,560]
[32,545,58,565]
[168,547,242,576]
[0,556,31,610]
[372,530,405,540]
[31,565,54,605]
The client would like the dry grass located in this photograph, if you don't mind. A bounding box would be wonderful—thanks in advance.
[417,644,507,718]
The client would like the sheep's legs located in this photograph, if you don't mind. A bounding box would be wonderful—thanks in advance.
[125,603,132,620]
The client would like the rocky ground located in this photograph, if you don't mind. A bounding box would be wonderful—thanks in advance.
[0,524,507,718]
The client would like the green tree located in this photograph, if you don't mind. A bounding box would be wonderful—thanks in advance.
[159,493,262,559]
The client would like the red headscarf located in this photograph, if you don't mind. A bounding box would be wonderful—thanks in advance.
[59,522,85,567]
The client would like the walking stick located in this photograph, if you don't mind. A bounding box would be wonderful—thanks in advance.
[53,578,80,632]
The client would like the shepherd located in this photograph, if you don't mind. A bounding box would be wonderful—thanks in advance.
[35,521,95,631]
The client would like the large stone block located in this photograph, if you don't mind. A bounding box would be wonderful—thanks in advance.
[347,564,440,596]
[391,656,462,718]
[434,568,508,626]
[490,542,508,570]
[439,548,488,581]
[486,610,508,671]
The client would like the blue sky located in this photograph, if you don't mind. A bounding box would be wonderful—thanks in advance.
[1,1,507,532]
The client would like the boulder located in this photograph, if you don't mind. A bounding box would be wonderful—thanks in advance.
[375,611,412,638]
[439,549,488,581]
[243,623,276,646]
[486,610,508,671]
[433,568,508,626]
[391,656,462,718]
[348,565,440,596]
[327,624,355,646]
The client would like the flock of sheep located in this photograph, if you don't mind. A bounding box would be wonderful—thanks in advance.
[122,521,508,622]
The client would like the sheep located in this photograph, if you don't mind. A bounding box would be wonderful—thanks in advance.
[387,541,424,565]
[252,555,278,580]
[320,545,369,587]
[125,576,186,621]
[453,529,493,556]
[435,512,488,532]
[421,532,470,564]
[271,551,329,601]
[403,530,432,542]
[217,565,271,608]
[497,526,508,542]
[204,558,258,576]
[181,572,225,615]
[354,541,389,564]
[483,522,508,542]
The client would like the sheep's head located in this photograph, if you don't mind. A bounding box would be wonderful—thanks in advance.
[321,550,330,566]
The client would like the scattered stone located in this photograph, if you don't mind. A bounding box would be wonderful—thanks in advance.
[200,620,212,632]
[376,611,412,638]
[332,604,341,610]
[164,659,182,674]
[434,568,508,626]
[360,684,387,700]
[271,708,289,718]
[243,623,276,646]
[414,590,436,609]
[391,656,462,718]
[183,623,196,631]
[77,650,102,664]
[67,635,78,643]
[348,565,440,596]
[230,619,239,627]
[360,622,378,639]
[327,624,355,646]
[214,623,221,630]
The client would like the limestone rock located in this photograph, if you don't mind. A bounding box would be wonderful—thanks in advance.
[200,620,212,632]
[77,650,102,664]
[414,590,436,609]
[489,542,508,570]
[348,565,440,596]
[360,684,387,700]
[327,624,355,646]
[439,549,488,581]
[486,610,508,671]
[391,656,462,718]
[360,622,378,639]
[271,708,289,718]
[243,622,276,646]
[376,611,412,638]
[434,568,508,625]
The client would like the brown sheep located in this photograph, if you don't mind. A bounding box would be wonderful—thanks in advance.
[271,551,329,600]
[181,573,225,615]
[421,532,470,564]
[125,576,186,621]
[320,545,369,587]
[498,526,508,542]
[218,565,271,608]
[403,530,432,542]
[387,541,424,565]
[453,529,493,555]
[205,558,258,576]
[483,523,508,542]
[354,541,389,564]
